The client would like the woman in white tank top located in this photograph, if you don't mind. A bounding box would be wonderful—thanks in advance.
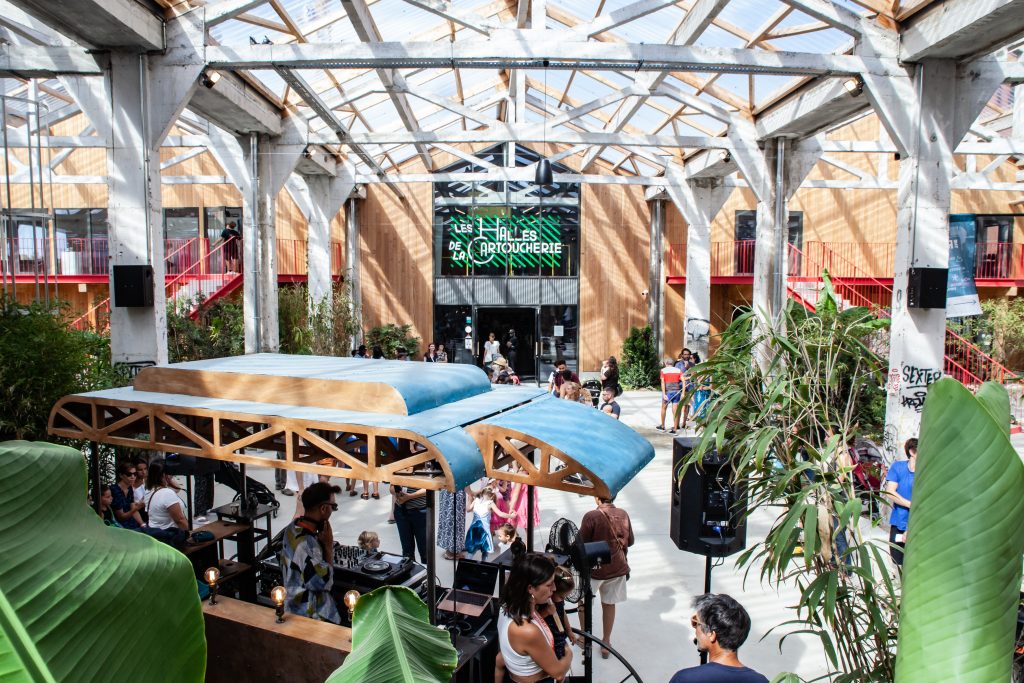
[496,553,574,683]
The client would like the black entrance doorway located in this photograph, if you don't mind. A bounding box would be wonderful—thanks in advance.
[477,307,536,380]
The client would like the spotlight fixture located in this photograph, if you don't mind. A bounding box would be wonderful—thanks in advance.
[261,35,273,45]
[270,585,287,623]
[720,150,732,163]
[343,590,361,621]
[249,36,258,45]
[843,76,864,97]
[201,71,221,89]
[303,147,312,159]
[204,566,221,604]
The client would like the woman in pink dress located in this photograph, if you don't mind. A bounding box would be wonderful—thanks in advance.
[507,466,541,534]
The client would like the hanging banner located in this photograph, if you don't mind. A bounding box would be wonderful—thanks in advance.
[946,214,982,318]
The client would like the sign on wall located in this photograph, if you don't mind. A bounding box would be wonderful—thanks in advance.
[446,214,563,269]
[947,214,982,318]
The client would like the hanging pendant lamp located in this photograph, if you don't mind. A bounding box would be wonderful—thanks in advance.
[535,59,553,186]
[535,158,553,185]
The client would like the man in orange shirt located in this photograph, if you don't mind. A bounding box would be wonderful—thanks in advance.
[656,358,684,434]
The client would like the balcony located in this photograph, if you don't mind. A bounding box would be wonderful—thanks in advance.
[1,237,346,283]
[665,240,1024,286]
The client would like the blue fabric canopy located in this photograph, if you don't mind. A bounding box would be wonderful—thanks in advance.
[50,355,654,495]
[473,396,655,498]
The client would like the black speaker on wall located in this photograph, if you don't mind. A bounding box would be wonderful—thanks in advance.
[112,264,154,308]
[670,436,746,558]
[907,267,947,309]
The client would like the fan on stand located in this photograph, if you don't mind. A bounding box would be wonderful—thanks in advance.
[547,518,584,603]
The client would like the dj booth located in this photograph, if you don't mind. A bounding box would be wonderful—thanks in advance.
[258,539,428,626]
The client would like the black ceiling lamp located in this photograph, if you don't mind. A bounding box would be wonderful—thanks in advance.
[535,60,553,186]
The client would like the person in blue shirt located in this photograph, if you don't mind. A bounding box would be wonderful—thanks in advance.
[884,438,918,567]
[669,593,769,683]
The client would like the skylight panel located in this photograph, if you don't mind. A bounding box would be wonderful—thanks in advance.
[751,74,798,106]
[694,22,745,48]
[716,0,782,34]
[248,70,288,99]
[610,5,686,43]
[372,0,441,41]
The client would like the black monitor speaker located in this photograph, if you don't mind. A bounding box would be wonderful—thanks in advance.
[112,264,154,308]
[670,436,746,558]
[907,267,947,309]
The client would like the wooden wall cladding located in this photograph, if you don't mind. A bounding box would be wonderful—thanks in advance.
[579,182,651,371]
[358,182,434,347]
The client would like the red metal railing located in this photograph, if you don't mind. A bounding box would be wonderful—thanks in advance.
[331,241,344,278]
[974,242,1024,280]
[797,242,1018,388]
[667,241,759,279]
[69,237,239,331]
[804,242,896,280]
[277,239,307,276]
[666,243,686,278]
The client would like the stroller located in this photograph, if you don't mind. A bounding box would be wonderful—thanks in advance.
[849,439,886,521]
[581,379,602,407]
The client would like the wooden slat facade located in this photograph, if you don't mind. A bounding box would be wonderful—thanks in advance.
[1,111,1021,367]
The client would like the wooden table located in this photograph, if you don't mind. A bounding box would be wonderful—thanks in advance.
[182,520,249,556]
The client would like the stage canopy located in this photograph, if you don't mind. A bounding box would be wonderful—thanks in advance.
[49,354,654,496]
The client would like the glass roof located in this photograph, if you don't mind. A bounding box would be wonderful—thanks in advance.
[4,0,1017,180]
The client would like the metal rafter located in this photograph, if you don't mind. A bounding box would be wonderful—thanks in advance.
[340,0,434,170]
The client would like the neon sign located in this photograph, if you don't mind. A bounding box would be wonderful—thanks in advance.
[447,214,563,268]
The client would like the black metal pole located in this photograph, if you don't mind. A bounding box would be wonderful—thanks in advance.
[426,489,437,624]
[90,441,101,514]
[584,580,594,683]
[186,475,194,531]
[700,554,712,664]
[239,463,248,508]
[526,485,535,551]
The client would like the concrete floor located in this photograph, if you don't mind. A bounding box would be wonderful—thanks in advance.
[199,390,1024,683]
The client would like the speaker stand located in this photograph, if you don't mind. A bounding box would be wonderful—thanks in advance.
[699,555,712,665]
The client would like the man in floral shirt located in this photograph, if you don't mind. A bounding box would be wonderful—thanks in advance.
[281,482,342,623]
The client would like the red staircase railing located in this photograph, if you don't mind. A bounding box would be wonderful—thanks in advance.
[792,242,1017,387]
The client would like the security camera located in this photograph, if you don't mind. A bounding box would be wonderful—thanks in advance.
[641,290,649,298]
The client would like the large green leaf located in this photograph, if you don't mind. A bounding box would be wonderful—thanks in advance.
[326,586,457,683]
[894,380,1024,682]
[0,441,206,682]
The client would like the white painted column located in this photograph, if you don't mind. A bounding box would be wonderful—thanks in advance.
[647,196,664,358]
[865,59,1004,454]
[346,196,363,346]
[251,120,306,352]
[305,173,355,310]
[61,14,203,364]
[730,137,820,367]
[664,165,729,361]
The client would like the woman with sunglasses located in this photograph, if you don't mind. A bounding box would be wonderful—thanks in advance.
[281,482,343,624]
[111,460,144,529]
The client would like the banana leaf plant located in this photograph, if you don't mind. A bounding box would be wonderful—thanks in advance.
[325,586,457,683]
[0,441,206,682]
[683,272,897,682]
[894,379,1024,682]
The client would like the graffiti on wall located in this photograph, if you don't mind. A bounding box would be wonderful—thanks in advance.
[898,364,943,413]
[684,317,711,345]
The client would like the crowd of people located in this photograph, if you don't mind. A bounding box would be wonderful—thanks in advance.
[97,454,192,546]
